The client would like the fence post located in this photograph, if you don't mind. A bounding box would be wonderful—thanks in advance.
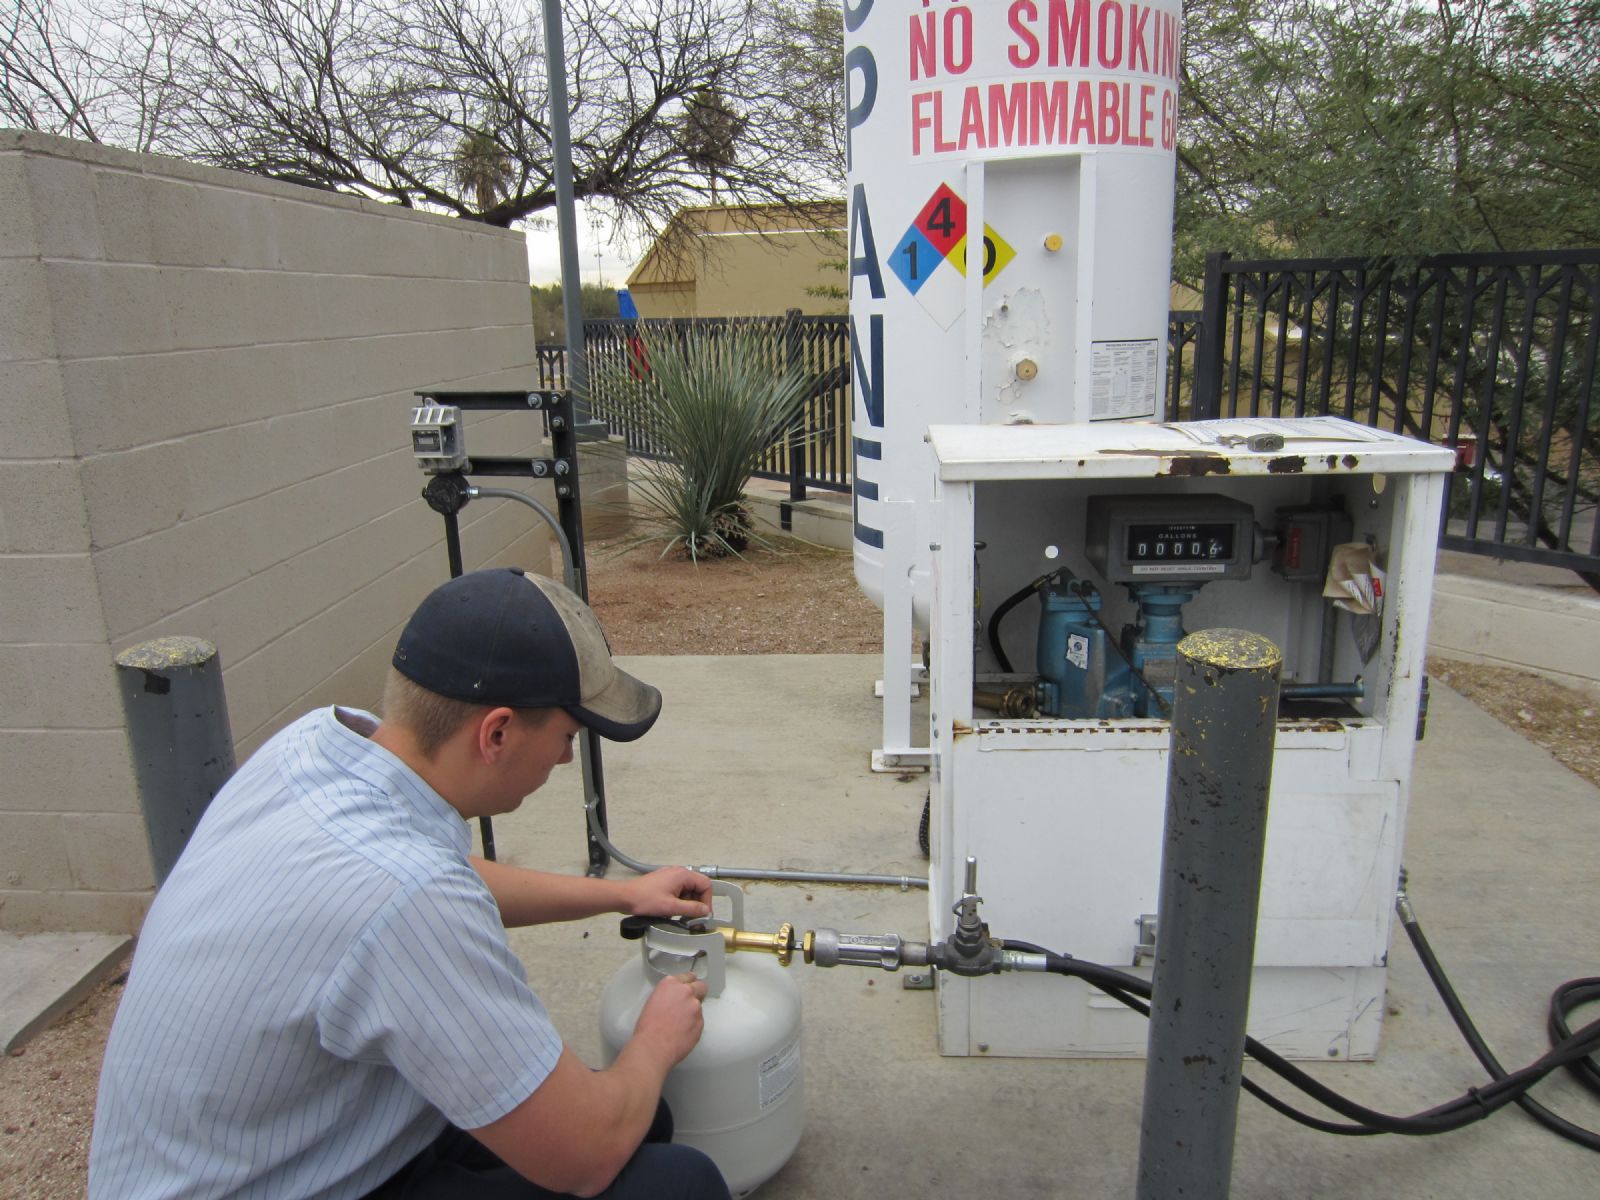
[1192,251,1232,420]
[1136,628,1281,1200]
[114,637,237,885]
[784,307,807,503]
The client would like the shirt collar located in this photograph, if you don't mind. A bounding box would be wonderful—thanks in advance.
[319,706,472,858]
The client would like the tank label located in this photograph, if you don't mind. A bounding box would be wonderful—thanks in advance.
[904,0,1182,162]
[887,182,1018,327]
[1090,338,1159,419]
[1067,633,1090,670]
[758,1034,802,1110]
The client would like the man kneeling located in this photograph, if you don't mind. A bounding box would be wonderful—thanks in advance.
[90,568,730,1200]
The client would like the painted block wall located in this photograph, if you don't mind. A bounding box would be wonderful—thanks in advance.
[0,131,619,933]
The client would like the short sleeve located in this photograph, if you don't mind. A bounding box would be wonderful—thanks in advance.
[316,866,565,1129]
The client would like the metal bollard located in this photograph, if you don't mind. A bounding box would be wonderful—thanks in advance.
[114,637,236,885]
[1136,629,1282,1200]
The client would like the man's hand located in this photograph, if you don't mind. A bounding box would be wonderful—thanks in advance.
[473,972,709,1196]
[622,866,713,920]
[635,972,709,1068]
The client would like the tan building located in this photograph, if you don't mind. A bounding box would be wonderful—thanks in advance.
[625,202,847,318]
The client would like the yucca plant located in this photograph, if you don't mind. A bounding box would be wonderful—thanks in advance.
[603,329,811,561]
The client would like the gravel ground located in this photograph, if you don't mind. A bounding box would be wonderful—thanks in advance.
[3,538,1593,1199]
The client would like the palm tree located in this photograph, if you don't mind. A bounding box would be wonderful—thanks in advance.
[678,89,741,200]
[454,129,515,216]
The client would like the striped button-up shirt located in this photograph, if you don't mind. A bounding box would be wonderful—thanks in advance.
[90,707,564,1199]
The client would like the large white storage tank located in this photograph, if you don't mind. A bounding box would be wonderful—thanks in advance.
[846,0,1183,633]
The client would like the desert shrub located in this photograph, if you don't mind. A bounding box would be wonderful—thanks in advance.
[602,329,809,560]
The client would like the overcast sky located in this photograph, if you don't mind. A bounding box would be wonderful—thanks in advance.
[523,199,645,288]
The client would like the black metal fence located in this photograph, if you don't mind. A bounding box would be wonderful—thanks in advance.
[556,313,853,496]
[1190,250,1600,579]
[561,313,1201,499]
[554,249,1597,577]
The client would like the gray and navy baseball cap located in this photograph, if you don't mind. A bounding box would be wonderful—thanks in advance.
[392,567,661,741]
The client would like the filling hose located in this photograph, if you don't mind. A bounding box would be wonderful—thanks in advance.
[998,898,1600,1146]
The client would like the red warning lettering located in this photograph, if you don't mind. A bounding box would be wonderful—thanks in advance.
[911,80,1175,157]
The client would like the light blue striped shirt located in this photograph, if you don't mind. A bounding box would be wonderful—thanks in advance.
[89,707,564,1200]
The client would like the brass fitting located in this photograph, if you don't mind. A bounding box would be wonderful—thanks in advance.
[717,921,797,966]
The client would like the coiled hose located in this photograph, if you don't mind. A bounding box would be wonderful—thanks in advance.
[999,925,1600,1146]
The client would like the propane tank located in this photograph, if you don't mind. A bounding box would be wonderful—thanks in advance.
[599,882,803,1197]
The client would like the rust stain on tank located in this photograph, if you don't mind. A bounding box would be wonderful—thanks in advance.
[1342,454,1360,469]
[1326,454,1340,469]
[1162,455,1231,477]
[1267,455,1306,474]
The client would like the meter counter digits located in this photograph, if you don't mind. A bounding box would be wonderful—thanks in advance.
[1086,495,1259,584]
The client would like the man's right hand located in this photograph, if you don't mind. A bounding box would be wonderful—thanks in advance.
[472,971,709,1196]
[634,972,708,1067]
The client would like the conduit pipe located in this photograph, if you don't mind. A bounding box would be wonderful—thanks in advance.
[469,484,929,892]
[585,798,926,891]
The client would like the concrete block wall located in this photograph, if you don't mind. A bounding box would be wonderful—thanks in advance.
[0,130,617,933]
[1430,573,1600,697]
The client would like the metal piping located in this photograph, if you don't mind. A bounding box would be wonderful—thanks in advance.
[465,488,929,891]
[584,797,926,891]
[465,486,576,591]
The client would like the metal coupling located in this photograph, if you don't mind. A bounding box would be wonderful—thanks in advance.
[1394,870,1416,927]
[803,928,932,971]
[928,938,1006,977]
[999,949,1050,973]
[718,922,797,967]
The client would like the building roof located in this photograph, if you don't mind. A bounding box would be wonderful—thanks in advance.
[627,201,846,289]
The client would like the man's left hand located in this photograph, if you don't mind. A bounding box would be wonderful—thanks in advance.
[622,866,714,920]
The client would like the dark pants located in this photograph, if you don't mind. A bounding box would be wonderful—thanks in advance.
[362,1102,730,1200]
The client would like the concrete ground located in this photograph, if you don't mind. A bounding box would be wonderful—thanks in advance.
[2,653,1594,1196]
[0,932,129,1055]
[493,655,1599,1200]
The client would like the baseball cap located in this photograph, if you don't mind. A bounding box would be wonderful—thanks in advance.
[392,568,661,741]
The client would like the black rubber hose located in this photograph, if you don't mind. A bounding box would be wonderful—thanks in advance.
[1399,911,1600,1150]
[1002,940,1600,1142]
[1550,978,1600,1099]
[986,572,1058,674]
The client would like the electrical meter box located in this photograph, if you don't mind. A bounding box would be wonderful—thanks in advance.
[924,417,1454,1060]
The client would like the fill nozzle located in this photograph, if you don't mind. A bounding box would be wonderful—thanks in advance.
[620,857,1045,976]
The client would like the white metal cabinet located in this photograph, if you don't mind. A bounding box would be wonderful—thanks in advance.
[925,418,1452,1059]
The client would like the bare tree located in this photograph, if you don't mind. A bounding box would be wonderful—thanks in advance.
[1,0,842,230]
[3,0,109,141]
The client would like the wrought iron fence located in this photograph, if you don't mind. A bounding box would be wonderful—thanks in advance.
[569,314,853,495]
[1190,250,1600,579]
[555,256,1597,578]
[566,312,1198,500]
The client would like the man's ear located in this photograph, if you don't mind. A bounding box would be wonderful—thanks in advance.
[475,707,519,762]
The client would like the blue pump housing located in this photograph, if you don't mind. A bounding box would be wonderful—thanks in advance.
[1036,583,1134,718]
[1120,584,1201,717]
[1036,582,1204,718]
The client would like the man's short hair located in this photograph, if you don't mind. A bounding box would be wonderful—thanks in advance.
[381,670,554,758]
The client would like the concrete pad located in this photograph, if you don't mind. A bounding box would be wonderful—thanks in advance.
[498,655,1599,1200]
[0,932,130,1053]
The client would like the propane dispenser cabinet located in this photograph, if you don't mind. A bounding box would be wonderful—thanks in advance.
[923,417,1453,1060]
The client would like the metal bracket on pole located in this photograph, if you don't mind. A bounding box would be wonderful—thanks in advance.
[413,389,611,875]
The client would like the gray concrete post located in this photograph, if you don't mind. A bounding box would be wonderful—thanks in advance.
[114,637,236,885]
[1136,629,1282,1200]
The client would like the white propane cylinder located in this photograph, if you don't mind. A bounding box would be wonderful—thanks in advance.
[598,883,803,1197]
[844,0,1184,628]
